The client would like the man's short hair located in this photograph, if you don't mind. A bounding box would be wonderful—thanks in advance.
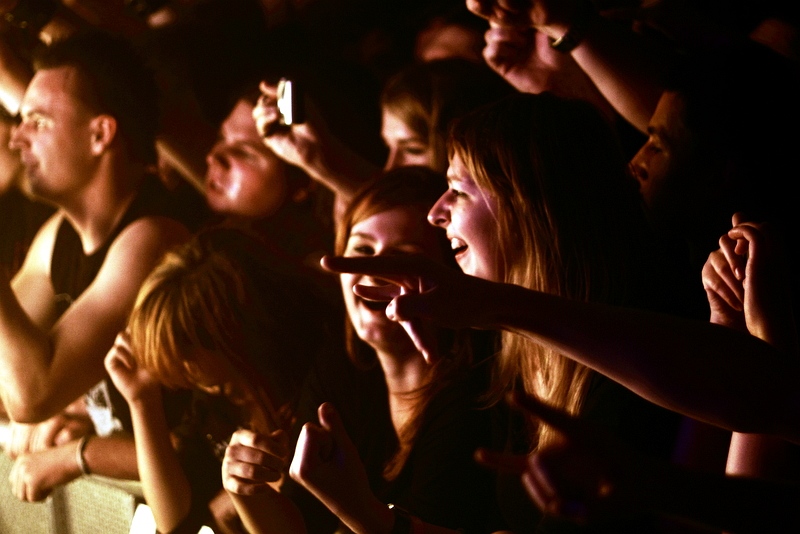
[33,30,160,165]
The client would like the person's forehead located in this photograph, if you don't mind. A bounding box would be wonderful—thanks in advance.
[221,100,260,140]
[24,66,86,111]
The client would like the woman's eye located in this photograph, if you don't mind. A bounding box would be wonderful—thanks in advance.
[403,145,427,156]
[450,188,466,198]
[352,245,374,256]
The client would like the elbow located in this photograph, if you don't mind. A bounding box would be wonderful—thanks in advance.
[2,391,61,424]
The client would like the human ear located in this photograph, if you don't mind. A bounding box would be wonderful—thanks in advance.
[89,115,117,156]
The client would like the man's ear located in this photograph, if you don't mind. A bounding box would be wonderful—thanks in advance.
[89,115,117,156]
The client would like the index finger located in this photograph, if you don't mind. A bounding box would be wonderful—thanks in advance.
[320,255,436,280]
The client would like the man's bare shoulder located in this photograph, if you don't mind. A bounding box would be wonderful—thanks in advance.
[102,215,192,275]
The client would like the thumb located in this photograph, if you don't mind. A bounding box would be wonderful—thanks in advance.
[317,403,345,438]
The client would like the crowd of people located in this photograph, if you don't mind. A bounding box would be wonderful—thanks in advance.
[0,0,798,532]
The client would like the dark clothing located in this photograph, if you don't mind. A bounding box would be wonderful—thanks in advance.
[283,352,505,534]
[49,175,193,436]
[50,175,195,317]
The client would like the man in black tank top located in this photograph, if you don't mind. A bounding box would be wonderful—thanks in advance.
[0,31,190,435]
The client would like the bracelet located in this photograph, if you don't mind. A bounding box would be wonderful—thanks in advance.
[75,435,91,476]
[548,0,597,53]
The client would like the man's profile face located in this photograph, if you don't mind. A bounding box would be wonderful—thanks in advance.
[9,66,96,204]
[629,91,695,226]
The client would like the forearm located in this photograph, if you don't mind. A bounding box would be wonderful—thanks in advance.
[484,282,800,436]
[0,37,30,115]
[229,490,307,534]
[82,433,139,480]
[307,136,378,203]
[129,394,191,532]
[0,277,56,421]
[568,16,672,132]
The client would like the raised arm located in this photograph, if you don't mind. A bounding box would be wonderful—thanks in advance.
[105,332,191,533]
[252,81,378,211]
[0,215,189,422]
[222,428,306,534]
[468,0,673,132]
[322,254,800,440]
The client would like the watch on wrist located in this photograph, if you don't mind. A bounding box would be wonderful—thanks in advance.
[548,0,598,53]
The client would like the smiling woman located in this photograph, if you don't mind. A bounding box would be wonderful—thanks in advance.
[273,166,506,534]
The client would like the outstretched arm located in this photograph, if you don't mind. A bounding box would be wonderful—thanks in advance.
[321,254,800,440]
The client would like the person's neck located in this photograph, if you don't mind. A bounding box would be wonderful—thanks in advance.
[376,348,430,435]
[62,157,146,255]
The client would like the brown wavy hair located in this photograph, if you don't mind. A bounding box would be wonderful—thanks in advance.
[128,227,331,435]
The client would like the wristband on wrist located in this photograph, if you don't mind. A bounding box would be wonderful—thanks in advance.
[548,0,598,53]
[75,435,92,476]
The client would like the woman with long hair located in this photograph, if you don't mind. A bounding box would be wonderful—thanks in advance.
[225,167,504,533]
[106,227,334,533]
[324,92,688,532]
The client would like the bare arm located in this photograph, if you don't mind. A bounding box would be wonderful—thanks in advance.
[1,216,189,422]
[105,333,191,533]
[468,0,673,132]
[322,254,800,440]
[222,428,307,534]
[8,432,138,502]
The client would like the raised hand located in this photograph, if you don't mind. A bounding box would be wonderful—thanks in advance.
[703,214,795,348]
[290,402,383,533]
[104,331,160,405]
[252,81,325,177]
[222,428,288,496]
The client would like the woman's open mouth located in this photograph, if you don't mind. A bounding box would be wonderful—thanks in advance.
[358,296,389,312]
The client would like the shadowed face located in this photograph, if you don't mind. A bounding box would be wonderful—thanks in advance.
[205,99,289,220]
[341,205,443,356]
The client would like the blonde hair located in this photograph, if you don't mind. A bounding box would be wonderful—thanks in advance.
[450,93,650,448]
[381,58,514,172]
[128,227,329,435]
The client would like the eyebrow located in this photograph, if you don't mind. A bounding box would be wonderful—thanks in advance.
[348,232,426,250]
